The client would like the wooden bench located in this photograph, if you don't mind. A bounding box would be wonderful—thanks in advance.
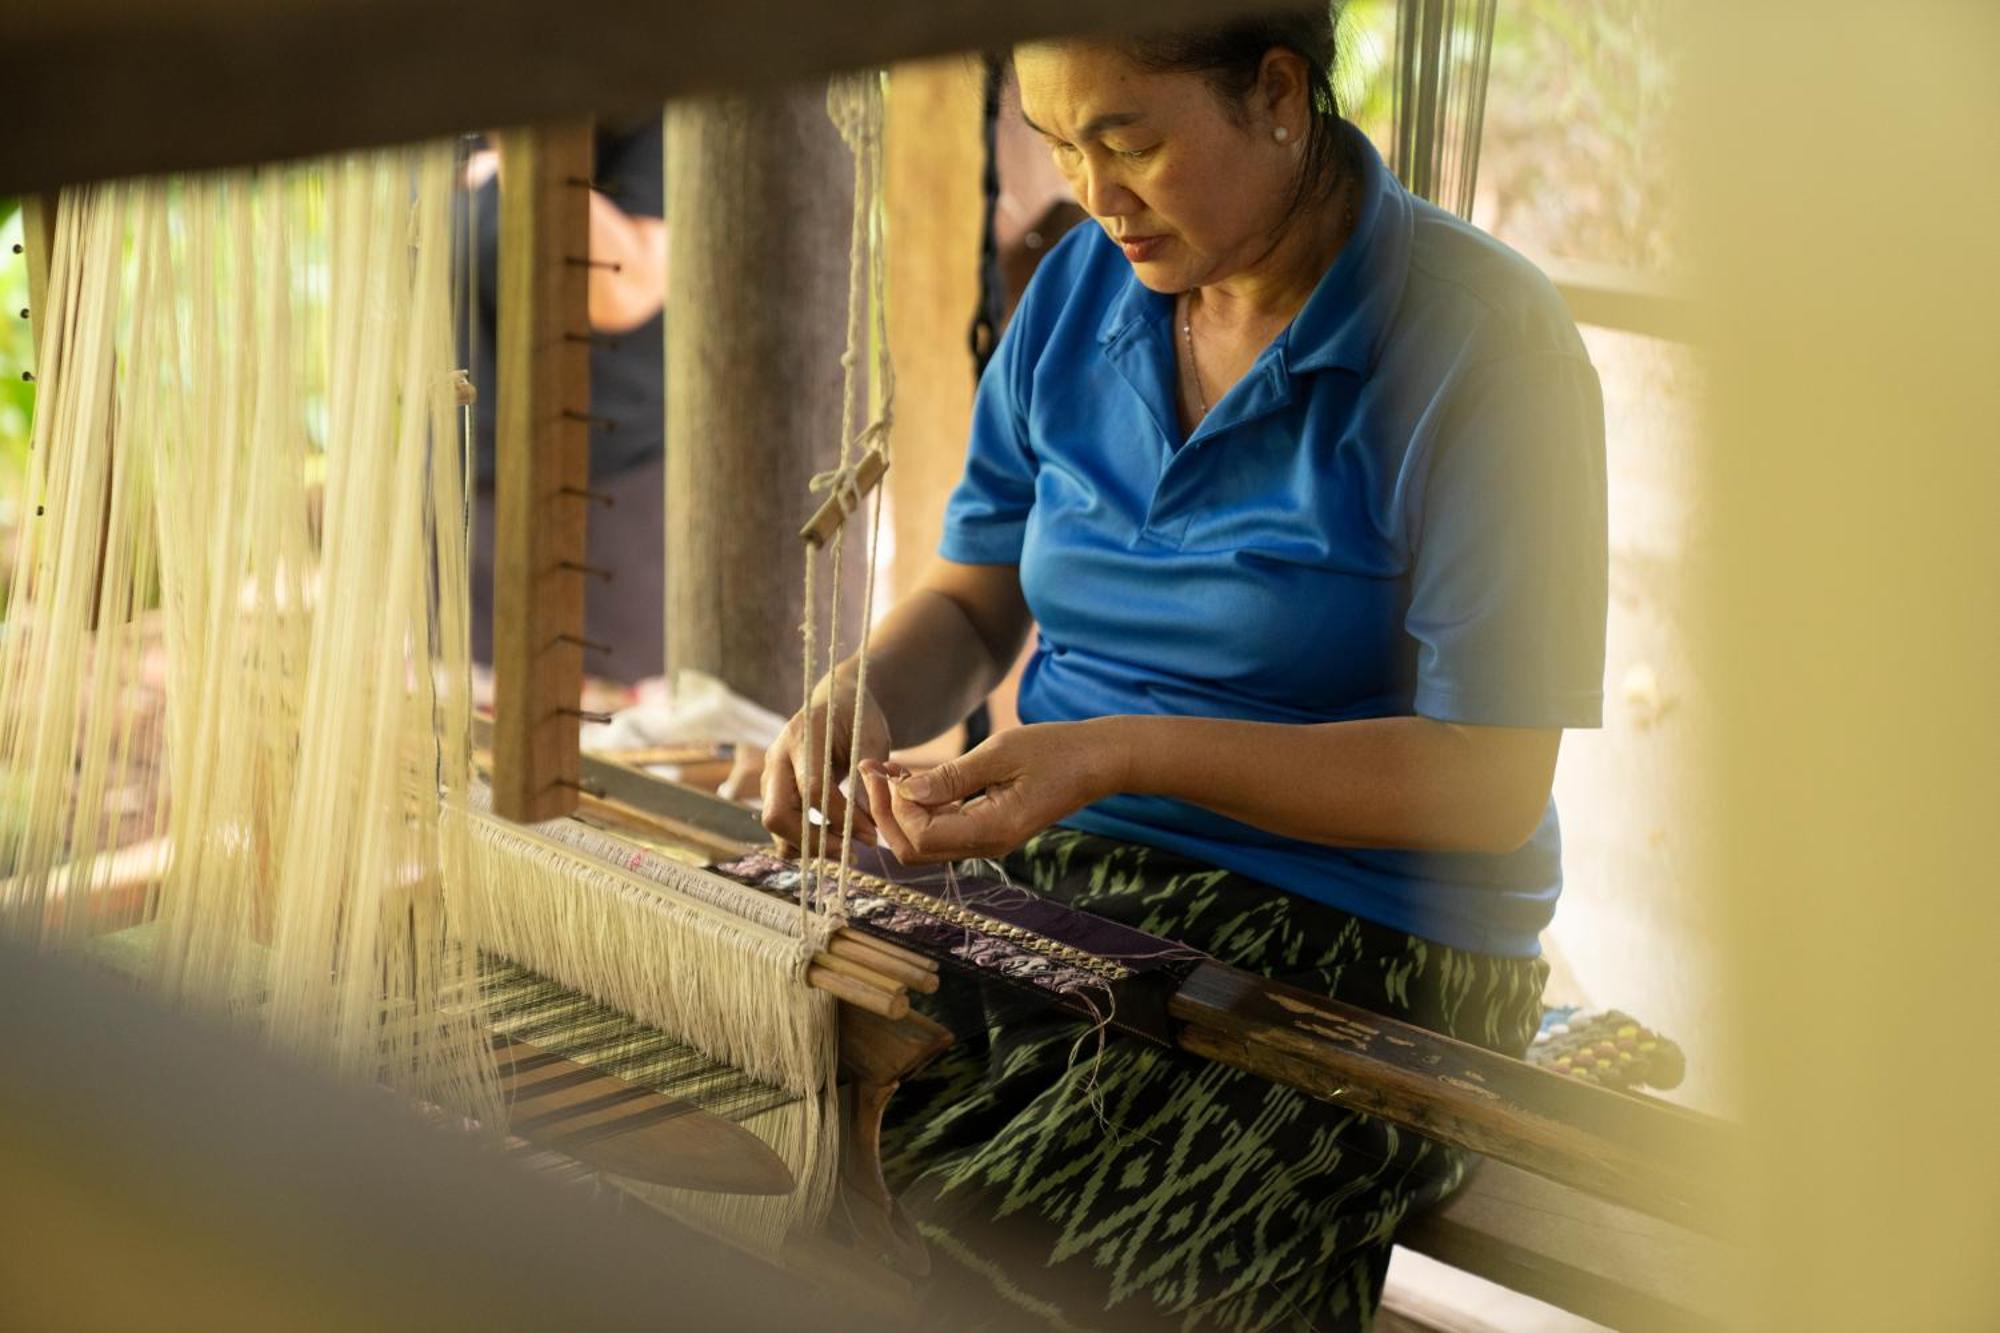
[1391,1157,1724,1331]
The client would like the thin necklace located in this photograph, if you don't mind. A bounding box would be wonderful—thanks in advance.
[1180,137,1363,426]
[1180,291,1209,420]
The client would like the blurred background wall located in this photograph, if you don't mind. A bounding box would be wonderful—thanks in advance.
[1689,2,2000,1325]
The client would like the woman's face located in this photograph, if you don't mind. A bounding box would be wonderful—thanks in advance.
[1013,41,1305,294]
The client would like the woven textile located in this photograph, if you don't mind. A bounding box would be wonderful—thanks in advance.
[880,829,1549,1333]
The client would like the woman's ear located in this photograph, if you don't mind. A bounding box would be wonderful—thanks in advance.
[1256,47,1312,135]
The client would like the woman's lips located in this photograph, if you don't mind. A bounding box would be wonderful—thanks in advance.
[1118,235,1167,263]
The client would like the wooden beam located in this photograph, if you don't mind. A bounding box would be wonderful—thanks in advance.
[1545,257,1697,343]
[2,0,1283,195]
[490,122,594,824]
[492,1031,796,1195]
[471,712,770,847]
[883,59,986,604]
[1397,1160,1725,1332]
[1170,963,1722,1229]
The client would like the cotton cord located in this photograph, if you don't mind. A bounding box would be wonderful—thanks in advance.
[804,71,897,921]
[0,151,502,1129]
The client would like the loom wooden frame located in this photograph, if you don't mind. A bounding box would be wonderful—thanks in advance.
[5,0,1290,196]
[490,122,596,824]
[13,0,1716,1319]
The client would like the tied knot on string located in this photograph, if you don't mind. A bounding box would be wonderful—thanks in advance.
[799,66,893,925]
[807,458,868,520]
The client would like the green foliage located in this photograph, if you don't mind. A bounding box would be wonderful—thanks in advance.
[1338,0,1681,271]
[1478,0,1681,269]
[1,199,37,477]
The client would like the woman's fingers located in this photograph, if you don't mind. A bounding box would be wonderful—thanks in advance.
[718,746,764,804]
[788,744,881,851]
[859,761,1015,863]
[763,694,895,859]
[901,797,1007,861]
[858,764,920,863]
[760,736,807,847]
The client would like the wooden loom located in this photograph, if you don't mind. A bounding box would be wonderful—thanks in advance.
[452,99,1728,1320]
[7,10,1729,1331]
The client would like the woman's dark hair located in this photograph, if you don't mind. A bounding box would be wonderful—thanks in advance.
[1122,6,1347,217]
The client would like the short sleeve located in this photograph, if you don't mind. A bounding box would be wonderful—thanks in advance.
[1405,350,1607,728]
[938,312,1040,565]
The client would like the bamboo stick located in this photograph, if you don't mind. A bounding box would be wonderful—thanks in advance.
[810,949,906,998]
[828,934,938,994]
[798,447,889,547]
[834,927,936,973]
[806,964,907,1020]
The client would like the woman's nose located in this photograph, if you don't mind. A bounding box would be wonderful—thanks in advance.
[1078,165,1136,220]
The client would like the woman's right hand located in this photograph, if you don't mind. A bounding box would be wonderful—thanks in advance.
[760,676,893,857]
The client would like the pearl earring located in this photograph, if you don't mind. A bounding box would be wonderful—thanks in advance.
[1272,126,1290,143]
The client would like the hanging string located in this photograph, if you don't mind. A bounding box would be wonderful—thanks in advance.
[796,71,894,927]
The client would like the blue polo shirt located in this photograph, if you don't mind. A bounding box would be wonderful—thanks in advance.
[940,127,1605,958]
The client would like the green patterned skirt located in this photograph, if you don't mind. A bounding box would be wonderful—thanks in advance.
[878,828,1548,1332]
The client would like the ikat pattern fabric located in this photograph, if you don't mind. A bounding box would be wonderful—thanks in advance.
[879,829,1548,1332]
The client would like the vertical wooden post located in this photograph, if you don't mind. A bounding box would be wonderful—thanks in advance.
[491,122,594,823]
[882,59,985,605]
[664,90,859,715]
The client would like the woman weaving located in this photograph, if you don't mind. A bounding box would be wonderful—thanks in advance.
[764,13,1605,1330]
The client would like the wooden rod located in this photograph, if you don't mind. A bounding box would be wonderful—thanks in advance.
[798,447,888,548]
[1170,962,1721,1229]
[835,927,936,973]
[572,789,753,865]
[807,965,908,1021]
[585,743,732,768]
[810,949,906,999]
[827,934,937,994]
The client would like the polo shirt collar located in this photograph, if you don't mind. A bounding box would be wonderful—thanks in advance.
[1094,122,1412,379]
[1098,249,1170,346]
[1283,123,1412,376]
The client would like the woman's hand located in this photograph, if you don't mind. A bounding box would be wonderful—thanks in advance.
[760,678,893,857]
[856,721,1126,864]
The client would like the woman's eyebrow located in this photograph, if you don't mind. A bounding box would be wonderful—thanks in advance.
[1019,110,1145,142]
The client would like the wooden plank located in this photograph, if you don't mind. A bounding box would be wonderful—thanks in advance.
[490,122,594,824]
[1,0,1284,195]
[1398,1160,1725,1333]
[472,711,771,847]
[836,1004,954,1275]
[1170,962,1722,1229]
[883,59,985,606]
[492,1032,796,1195]
[578,744,770,846]
[572,788,755,865]
[1545,257,1697,343]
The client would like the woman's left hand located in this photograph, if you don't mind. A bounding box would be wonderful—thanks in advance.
[856,721,1125,864]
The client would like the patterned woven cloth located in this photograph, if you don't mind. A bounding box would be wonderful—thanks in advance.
[879,828,1549,1332]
